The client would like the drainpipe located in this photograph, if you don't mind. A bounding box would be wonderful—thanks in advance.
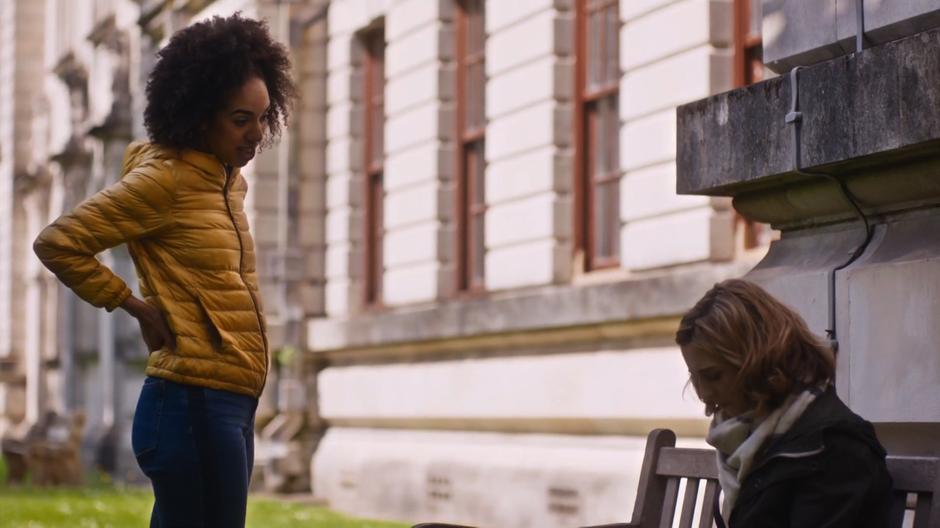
[783,0,874,354]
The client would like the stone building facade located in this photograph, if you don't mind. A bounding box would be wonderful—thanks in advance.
[0,0,327,483]
[307,1,761,526]
[0,0,149,480]
[0,0,777,526]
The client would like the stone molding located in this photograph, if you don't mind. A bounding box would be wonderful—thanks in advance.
[308,261,750,355]
[324,416,709,438]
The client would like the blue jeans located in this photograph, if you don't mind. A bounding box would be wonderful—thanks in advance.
[132,376,258,528]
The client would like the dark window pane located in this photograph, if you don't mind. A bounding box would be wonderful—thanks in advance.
[603,96,619,173]
[468,142,486,287]
[472,212,485,285]
[605,179,620,259]
[367,171,384,303]
[591,104,604,180]
[465,62,475,127]
[363,28,385,302]
[472,140,486,206]
[606,5,619,83]
[593,178,608,258]
[588,10,600,89]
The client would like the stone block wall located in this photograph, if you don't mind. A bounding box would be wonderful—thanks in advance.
[308,1,756,525]
[762,0,940,73]
[618,0,735,270]
[483,0,572,290]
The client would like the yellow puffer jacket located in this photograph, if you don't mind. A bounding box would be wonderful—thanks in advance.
[34,142,268,397]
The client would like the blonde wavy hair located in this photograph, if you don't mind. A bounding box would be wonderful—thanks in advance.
[676,279,835,416]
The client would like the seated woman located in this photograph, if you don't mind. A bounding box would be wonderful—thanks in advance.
[676,279,891,528]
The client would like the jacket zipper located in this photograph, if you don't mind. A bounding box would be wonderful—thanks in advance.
[223,169,269,391]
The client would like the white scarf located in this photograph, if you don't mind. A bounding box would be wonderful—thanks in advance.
[705,387,822,522]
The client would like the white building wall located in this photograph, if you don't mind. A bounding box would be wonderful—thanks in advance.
[325,0,386,316]
[0,0,17,366]
[308,2,750,526]
[0,0,50,433]
[319,346,703,420]
[618,0,735,270]
[383,0,454,305]
[324,0,455,313]
[484,0,572,290]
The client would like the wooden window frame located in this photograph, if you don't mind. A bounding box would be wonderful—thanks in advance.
[733,0,763,88]
[455,0,487,294]
[362,27,385,306]
[574,0,621,272]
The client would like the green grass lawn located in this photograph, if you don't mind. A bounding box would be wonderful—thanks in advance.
[0,459,410,528]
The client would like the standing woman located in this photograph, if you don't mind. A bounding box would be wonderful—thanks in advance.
[676,279,891,528]
[33,13,296,527]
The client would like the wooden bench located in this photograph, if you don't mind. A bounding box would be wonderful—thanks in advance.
[414,428,940,528]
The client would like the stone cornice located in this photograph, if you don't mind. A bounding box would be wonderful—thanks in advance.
[307,262,751,360]
[677,27,940,201]
[732,155,940,229]
[324,416,710,438]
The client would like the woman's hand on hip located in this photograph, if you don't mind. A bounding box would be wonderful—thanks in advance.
[120,295,177,353]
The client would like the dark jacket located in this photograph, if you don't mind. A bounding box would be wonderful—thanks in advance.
[729,386,892,528]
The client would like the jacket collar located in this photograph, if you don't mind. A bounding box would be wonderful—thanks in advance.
[122,141,239,189]
[176,147,239,187]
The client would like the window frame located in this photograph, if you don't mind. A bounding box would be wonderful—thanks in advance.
[574,0,621,272]
[362,27,385,306]
[454,0,487,294]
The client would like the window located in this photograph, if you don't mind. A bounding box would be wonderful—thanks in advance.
[734,0,763,87]
[575,0,620,271]
[733,0,770,249]
[362,28,385,305]
[455,0,486,292]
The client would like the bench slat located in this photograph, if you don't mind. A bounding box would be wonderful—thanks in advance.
[659,477,680,528]
[699,480,719,528]
[912,494,933,528]
[657,448,719,479]
[887,457,939,492]
[888,491,908,528]
[678,478,700,528]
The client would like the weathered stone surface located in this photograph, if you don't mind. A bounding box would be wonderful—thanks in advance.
[763,0,940,73]
[762,0,844,74]
[677,26,940,197]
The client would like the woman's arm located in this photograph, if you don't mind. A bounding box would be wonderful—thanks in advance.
[789,431,892,527]
[33,166,177,312]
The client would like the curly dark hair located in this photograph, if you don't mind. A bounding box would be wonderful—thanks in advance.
[144,13,296,150]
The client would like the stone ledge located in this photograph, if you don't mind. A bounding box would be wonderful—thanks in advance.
[677,26,940,197]
[307,261,750,353]
[323,417,710,438]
